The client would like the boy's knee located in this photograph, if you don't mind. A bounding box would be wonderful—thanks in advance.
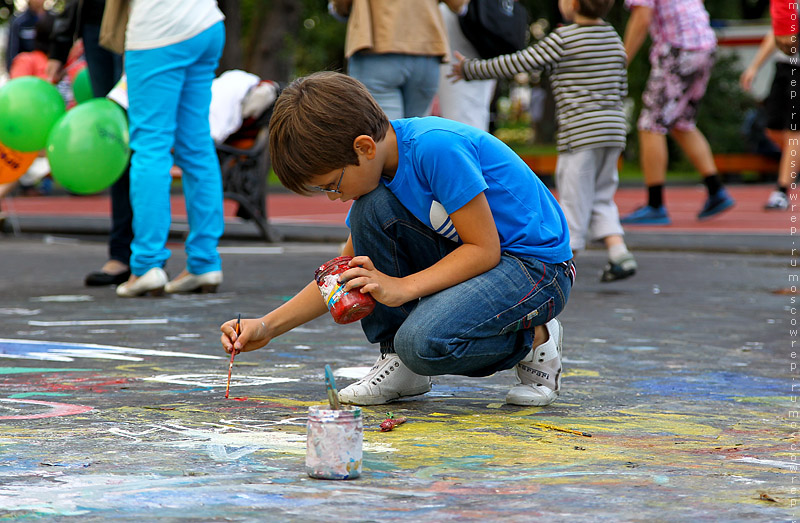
[394,324,448,376]
[350,184,398,226]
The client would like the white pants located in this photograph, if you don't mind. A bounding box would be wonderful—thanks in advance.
[555,147,625,251]
[435,4,496,131]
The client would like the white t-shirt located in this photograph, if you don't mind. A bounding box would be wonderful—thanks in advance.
[126,0,224,51]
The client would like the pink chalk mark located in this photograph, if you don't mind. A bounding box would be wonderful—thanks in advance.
[0,399,93,419]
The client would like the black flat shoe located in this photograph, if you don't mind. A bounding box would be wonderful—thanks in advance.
[85,269,132,287]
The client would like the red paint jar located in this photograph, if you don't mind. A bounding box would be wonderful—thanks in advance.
[315,256,376,324]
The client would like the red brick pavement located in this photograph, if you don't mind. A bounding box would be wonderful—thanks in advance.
[2,184,790,235]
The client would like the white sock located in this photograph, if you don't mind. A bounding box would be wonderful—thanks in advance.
[608,243,630,263]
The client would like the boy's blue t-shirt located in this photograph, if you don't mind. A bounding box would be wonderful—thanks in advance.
[374,117,571,264]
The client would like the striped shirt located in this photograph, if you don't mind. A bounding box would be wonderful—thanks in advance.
[463,23,627,153]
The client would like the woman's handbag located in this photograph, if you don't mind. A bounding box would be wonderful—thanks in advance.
[458,0,529,59]
[99,0,130,55]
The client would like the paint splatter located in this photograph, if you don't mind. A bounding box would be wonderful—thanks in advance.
[380,414,407,432]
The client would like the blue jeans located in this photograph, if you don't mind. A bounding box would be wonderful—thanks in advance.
[82,23,130,266]
[349,185,574,377]
[348,53,440,119]
[125,22,225,276]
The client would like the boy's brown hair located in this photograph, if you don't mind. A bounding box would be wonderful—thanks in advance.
[268,71,390,195]
[577,0,614,19]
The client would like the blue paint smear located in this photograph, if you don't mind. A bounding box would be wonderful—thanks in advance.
[632,371,788,401]
[0,457,42,472]
[0,340,113,355]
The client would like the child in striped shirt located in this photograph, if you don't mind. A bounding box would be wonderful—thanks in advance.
[450,0,636,282]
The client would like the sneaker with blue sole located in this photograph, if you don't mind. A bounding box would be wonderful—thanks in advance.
[697,188,734,220]
[620,205,671,225]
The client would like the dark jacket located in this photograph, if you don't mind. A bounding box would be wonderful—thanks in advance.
[48,0,107,64]
[6,9,40,68]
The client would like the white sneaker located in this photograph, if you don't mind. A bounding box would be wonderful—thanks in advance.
[338,354,432,406]
[506,318,563,406]
[764,190,789,211]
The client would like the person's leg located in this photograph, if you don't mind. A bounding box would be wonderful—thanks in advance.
[639,130,669,187]
[81,23,132,284]
[394,256,571,377]
[589,147,636,282]
[669,48,734,219]
[171,22,225,280]
[669,127,716,176]
[763,63,797,210]
[81,24,122,97]
[621,46,672,225]
[766,130,800,210]
[554,150,595,252]
[349,184,461,347]
[341,184,572,405]
[349,185,571,376]
[123,47,185,279]
[106,168,132,266]
[400,55,440,118]
[348,53,405,120]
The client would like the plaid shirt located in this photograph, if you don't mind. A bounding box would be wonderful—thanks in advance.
[625,0,716,52]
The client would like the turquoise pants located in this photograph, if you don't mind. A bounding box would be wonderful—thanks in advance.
[125,22,225,276]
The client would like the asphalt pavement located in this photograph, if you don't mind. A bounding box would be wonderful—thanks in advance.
[0,217,794,520]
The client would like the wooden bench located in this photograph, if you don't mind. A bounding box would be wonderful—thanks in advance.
[518,154,622,176]
[712,153,779,177]
[170,114,282,243]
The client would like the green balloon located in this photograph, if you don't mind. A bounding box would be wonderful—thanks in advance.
[0,76,65,152]
[72,68,94,104]
[47,99,130,195]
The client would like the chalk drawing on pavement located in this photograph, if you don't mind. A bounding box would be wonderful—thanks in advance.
[143,374,298,388]
[0,398,92,420]
[0,339,224,362]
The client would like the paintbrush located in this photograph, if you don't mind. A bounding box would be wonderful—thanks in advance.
[324,364,340,410]
[531,422,592,437]
[225,313,241,399]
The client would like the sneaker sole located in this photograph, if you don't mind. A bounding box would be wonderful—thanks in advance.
[600,267,636,283]
[338,385,432,406]
[506,386,557,406]
[698,200,734,220]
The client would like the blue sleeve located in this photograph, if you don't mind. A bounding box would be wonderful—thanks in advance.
[414,130,488,215]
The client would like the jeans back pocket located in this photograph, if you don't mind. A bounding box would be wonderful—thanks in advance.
[498,297,555,336]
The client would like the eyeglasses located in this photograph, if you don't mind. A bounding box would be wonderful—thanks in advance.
[309,166,345,195]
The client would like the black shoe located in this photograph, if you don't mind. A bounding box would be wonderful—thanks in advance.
[85,269,131,287]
